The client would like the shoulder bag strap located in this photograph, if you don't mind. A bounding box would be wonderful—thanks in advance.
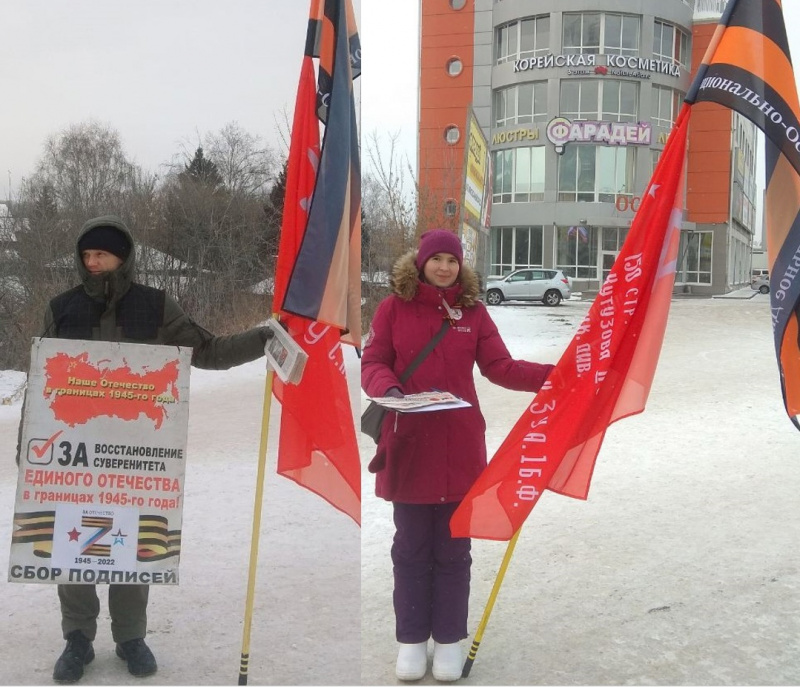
[398,320,450,384]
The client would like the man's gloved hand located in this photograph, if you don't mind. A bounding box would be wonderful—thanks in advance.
[260,319,291,351]
[384,386,404,398]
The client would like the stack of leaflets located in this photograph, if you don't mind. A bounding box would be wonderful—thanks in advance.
[264,319,309,385]
[368,391,471,413]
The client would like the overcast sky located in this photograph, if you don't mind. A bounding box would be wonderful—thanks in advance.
[3,3,799,204]
[0,1,360,198]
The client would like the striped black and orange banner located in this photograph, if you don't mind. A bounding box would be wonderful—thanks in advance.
[306,0,360,124]
[687,0,800,426]
[136,514,181,562]
[282,0,362,345]
[11,510,55,557]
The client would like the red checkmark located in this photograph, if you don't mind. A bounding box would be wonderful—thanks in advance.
[31,431,64,459]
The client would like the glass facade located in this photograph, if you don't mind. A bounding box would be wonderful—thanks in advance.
[562,12,640,56]
[556,225,599,279]
[679,231,714,284]
[493,147,546,203]
[496,16,550,63]
[491,226,545,275]
[493,82,548,126]
[557,145,636,203]
[560,79,639,122]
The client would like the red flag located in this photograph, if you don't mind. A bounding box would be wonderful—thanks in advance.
[450,106,690,541]
[686,0,800,427]
[270,4,360,525]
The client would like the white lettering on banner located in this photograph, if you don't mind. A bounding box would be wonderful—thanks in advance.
[508,247,649,513]
[774,244,800,307]
[514,53,679,78]
[304,321,346,376]
[698,76,800,155]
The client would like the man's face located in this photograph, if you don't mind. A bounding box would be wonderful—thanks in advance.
[82,249,123,274]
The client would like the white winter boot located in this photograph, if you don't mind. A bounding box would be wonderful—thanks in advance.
[395,641,428,681]
[432,641,462,681]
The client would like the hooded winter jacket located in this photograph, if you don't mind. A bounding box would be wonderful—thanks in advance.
[16,215,269,462]
[44,215,268,367]
[361,250,554,505]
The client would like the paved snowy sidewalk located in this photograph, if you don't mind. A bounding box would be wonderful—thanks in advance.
[361,294,800,686]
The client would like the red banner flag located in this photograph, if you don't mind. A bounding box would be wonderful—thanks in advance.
[686,0,800,428]
[450,106,690,541]
[270,4,360,525]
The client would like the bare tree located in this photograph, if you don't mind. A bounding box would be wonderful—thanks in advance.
[205,122,277,197]
[34,121,139,220]
[364,131,418,271]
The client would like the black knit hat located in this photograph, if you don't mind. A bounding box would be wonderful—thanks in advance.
[78,225,131,260]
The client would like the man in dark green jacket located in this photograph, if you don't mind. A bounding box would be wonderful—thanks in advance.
[20,215,274,683]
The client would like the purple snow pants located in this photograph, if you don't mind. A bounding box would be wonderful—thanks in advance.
[391,501,471,644]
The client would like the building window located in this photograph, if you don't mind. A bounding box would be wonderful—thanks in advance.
[562,13,640,56]
[601,226,628,280]
[653,20,691,69]
[678,231,713,284]
[496,16,550,64]
[652,85,682,128]
[444,125,460,144]
[446,57,463,76]
[602,226,628,252]
[556,225,599,279]
[561,79,639,122]
[561,80,599,119]
[490,226,544,276]
[493,82,548,126]
[603,13,641,56]
[601,80,639,122]
[557,145,636,202]
[492,147,546,203]
[444,199,458,217]
[651,148,662,176]
[449,0,466,9]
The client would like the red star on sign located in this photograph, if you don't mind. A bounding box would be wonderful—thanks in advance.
[68,528,80,542]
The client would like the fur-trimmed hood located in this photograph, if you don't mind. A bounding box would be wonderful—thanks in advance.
[390,249,481,306]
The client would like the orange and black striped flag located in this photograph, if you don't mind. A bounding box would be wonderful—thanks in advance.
[306,0,360,124]
[282,0,361,345]
[687,0,800,427]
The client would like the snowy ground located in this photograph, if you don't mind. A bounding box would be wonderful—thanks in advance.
[361,291,800,686]
[2,291,799,686]
[0,347,361,686]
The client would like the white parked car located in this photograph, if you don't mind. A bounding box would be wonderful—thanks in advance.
[485,268,571,306]
[751,273,769,294]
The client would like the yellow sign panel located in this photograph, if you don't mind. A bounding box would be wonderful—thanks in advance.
[464,114,488,222]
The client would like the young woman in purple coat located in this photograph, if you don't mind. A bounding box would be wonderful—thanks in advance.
[362,229,554,681]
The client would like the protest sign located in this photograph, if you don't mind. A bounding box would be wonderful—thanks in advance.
[9,338,191,585]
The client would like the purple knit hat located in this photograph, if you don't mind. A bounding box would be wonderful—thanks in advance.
[415,229,463,271]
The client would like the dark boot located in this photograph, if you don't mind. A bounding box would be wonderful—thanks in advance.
[53,630,94,683]
[115,638,157,677]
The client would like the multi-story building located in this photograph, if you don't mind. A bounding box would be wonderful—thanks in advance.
[417,0,758,295]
